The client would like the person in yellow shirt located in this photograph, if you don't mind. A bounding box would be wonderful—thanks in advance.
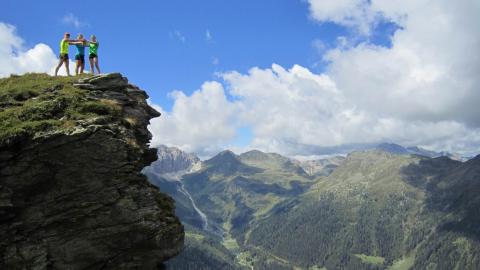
[54,32,80,76]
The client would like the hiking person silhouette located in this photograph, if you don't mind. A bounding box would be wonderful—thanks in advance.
[54,32,80,76]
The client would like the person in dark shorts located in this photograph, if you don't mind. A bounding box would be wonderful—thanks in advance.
[74,34,88,75]
[54,32,79,76]
[87,35,101,74]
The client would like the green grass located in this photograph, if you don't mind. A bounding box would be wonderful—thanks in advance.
[0,73,121,145]
[185,231,205,241]
[184,230,235,264]
[388,254,415,270]
[354,253,385,266]
[309,267,327,270]
[453,237,470,249]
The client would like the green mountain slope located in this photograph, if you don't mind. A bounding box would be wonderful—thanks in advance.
[146,147,480,270]
[166,228,239,270]
[181,150,314,244]
[247,152,480,269]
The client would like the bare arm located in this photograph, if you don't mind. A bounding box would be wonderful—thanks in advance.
[67,39,80,45]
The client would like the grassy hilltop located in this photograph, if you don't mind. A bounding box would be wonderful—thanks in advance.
[0,73,120,145]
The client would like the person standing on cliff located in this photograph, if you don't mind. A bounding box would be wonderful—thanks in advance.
[54,32,79,76]
[87,35,101,74]
[74,34,88,75]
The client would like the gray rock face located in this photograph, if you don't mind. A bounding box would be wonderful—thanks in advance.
[151,145,200,174]
[74,72,129,90]
[0,74,184,269]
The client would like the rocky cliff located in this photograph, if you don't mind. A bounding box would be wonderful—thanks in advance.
[151,145,200,174]
[0,73,183,269]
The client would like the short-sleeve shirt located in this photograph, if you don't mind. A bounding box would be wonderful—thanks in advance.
[89,42,99,55]
[60,39,69,54]
[75,44,86,56]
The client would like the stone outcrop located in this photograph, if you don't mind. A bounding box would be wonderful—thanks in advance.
[0,73,184,269]
[151,145,201,174]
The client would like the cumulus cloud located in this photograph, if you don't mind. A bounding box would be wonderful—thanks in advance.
[0,22,65,78]
[307,0,380,35]
[324,0,480,127]
[149,0,480,157]
[148,81,240,157]
[223,65,480,156]
[150,63,480,157]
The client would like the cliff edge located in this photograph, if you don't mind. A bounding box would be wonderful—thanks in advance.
[0,73,184,269]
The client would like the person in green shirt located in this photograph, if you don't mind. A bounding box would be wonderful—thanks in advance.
[87,35,101,74]
[54,32,80,76]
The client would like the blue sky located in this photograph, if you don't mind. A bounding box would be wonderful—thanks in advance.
[2,0,393,110]
[2,0,479,157]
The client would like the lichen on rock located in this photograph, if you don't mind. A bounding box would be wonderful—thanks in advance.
[0,73,184,269]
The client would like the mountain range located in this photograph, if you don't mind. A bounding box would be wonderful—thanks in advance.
[281,142,470,162]
[143,145,480,270]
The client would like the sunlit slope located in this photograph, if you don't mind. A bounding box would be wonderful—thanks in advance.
[247,151,480,269]
[181,150,314,239]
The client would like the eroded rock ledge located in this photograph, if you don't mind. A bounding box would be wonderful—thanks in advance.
[0,73,184,269]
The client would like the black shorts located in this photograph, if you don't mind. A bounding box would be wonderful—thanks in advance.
[89,53,98,59]
[75,55,85,64]
[59,53,69,61]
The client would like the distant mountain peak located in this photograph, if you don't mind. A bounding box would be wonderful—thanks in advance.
[217,149,237,156]
[375,143,410,154]
[208,150,239,163]
[241,149,265,156]
[239,149,271,160]
[150,145,200,174]
[204,150,261,176]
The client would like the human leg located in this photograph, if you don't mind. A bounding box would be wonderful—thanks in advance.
[94,57,101,74]
[54,58,64,76]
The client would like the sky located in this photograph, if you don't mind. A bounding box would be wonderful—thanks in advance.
[1,0,480,158]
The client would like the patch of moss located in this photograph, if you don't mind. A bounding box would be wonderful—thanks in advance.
[77,101,115,115]
[0,73,121,145]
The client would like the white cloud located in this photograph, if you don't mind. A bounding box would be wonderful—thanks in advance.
[148,81,240,157]
[149,0,480,158]
[0,22,69,78]
[149,63,480,157]
[223,65,480,156]
[307,0,379,35]
[324,0,480,127]
[62,13,87,29]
